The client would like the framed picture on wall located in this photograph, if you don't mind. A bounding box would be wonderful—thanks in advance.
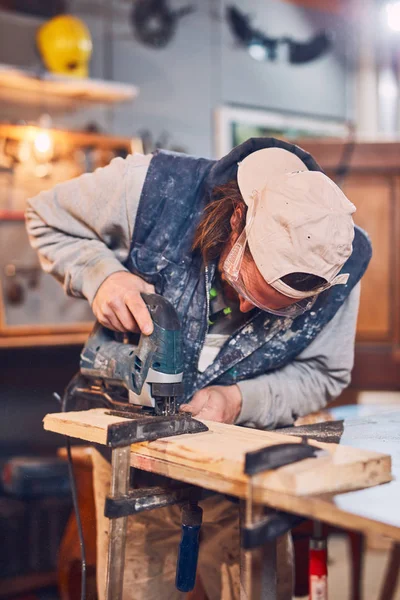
[214,105,350,157]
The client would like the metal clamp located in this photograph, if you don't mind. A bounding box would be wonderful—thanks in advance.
[105,484,199,519]
[242,441,320,549]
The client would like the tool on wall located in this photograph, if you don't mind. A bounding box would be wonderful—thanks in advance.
[227,5,333,64]
[131,0,196,49]
[60,292,208,600]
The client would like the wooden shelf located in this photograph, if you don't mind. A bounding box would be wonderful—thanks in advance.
[0,123,143,152]
[0,63,139,108]
[0,333,88,348]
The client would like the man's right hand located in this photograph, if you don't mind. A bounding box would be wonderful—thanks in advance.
[92,271,155,334]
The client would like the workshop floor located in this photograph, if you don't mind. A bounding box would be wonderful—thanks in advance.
[295,535,400,600]
[11,537,399,600]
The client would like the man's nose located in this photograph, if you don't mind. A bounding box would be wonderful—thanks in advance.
[239,296,255,313]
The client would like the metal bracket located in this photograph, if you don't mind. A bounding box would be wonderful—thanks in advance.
[242,441,320,548]
[105,484,199,519]
[241,510,304,550]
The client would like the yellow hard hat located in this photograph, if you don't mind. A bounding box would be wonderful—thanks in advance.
[36,15,93,79]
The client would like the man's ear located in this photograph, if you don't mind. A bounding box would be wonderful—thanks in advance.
[230,204,245,232]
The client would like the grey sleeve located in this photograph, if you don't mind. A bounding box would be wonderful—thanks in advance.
[25,153,151,304]
[236,283,361,430]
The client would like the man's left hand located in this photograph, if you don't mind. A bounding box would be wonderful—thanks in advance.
[180,384,242,424]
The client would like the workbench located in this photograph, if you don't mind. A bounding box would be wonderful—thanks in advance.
[43,406,399,539]
[43,404,400,599]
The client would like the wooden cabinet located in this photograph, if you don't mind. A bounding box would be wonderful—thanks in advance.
[344,174,393,342]
[298,140,400,389]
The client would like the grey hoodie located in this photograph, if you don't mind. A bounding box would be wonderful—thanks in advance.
[25,152,361,430]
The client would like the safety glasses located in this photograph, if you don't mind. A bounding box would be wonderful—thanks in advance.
[222,192,317,318]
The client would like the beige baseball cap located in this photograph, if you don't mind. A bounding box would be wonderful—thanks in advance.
[237,147,356,300]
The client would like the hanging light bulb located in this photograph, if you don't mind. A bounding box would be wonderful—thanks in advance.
[33,131,52,155]
[32,114,54,166]
[386,1,400,32]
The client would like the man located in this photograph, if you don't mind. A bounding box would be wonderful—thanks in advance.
[26,138,371,599]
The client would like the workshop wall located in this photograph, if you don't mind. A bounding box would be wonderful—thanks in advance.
[0,0,353,157]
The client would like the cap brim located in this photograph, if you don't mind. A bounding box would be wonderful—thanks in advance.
[237,147,308,206]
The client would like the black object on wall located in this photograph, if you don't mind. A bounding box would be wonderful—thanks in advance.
[226,5,333,64]
[131,0,195,49]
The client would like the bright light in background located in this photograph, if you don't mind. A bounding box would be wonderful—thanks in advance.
[248,42,267,61]
[32,114,54,166]
[379,69,398,98]
[33,131,52,155]
[386,1,400,32]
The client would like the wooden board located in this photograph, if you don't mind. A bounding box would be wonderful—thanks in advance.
[43,409,391,498]
[44,409,400,541]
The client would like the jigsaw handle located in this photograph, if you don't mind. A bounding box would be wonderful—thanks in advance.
[175,502,203,592]
[80,293,183,400]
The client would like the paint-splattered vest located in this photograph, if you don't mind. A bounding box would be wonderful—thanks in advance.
[125,138,372,402]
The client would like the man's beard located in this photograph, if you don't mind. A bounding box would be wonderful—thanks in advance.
[218,271,240,307]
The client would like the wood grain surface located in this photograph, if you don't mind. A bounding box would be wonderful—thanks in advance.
[43,409,391,498]
[44,409,400,541]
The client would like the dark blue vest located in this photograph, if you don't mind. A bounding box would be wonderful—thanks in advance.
[125,138,372,403]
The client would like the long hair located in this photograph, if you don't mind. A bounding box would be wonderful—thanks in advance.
[192,180,246,263]
[192,179,327,293]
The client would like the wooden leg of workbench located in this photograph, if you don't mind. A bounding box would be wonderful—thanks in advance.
[260,533,277,599]
[105,446,130,600]
[378,543,400,600]
[239,502,284,600]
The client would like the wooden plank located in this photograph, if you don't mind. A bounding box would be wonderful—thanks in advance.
[131,452,400,542]
[43,409,391,498]
[44,409,400,541]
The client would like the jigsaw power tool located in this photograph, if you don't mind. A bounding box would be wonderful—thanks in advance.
[79,292,185,417]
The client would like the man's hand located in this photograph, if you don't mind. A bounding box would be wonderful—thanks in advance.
[92,271,155,334]
[180,384,243,424]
